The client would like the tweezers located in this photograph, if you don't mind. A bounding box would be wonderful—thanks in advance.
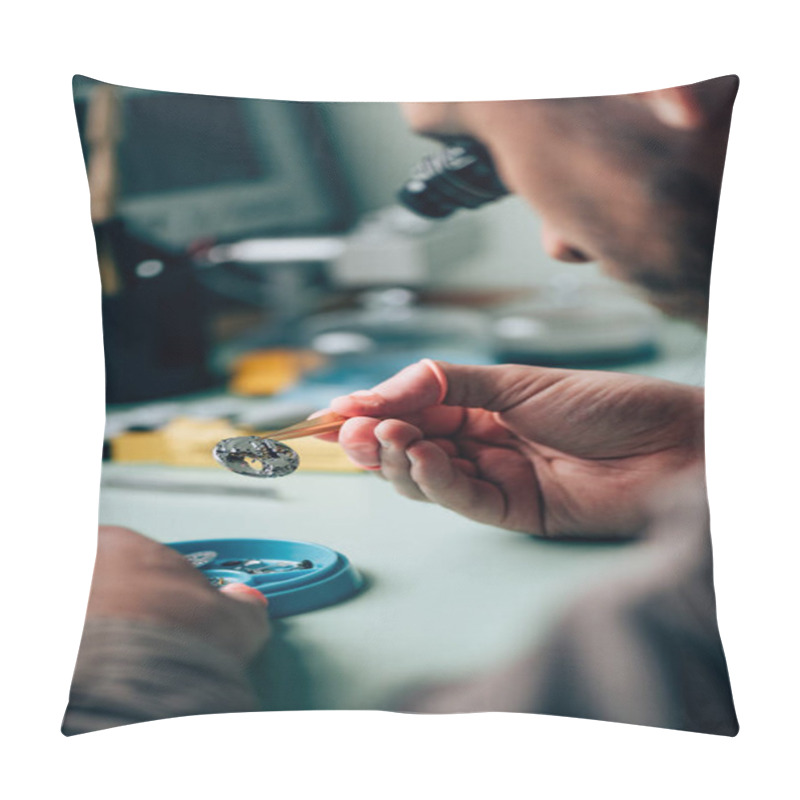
[256,411,347,442]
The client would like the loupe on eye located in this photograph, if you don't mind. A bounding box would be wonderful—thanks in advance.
[398,139,509,219]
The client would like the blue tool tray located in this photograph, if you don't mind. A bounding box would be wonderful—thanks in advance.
[169,538,363,618]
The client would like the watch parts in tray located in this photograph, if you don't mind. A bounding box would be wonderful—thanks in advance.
[212,436,300,478]
[219,557,314,574]
[183,550,218,568]
[183,551,313,581]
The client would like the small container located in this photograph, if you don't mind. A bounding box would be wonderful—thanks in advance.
[171,538,363,618]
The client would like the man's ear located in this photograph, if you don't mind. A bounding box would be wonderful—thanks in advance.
[637,85,707,130]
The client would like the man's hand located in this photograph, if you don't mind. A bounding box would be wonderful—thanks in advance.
[322,360,705,539]
[87,526,270,662]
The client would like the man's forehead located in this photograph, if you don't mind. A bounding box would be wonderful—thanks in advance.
[400,102,464,137]
[402,101,539,143]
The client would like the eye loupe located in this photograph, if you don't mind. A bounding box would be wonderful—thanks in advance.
[398,139,509,219]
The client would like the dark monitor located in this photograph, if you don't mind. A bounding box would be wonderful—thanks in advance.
[73,76,353,251]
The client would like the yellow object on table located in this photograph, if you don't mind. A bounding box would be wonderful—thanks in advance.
[229,349,325,396]
[111,416,360,473]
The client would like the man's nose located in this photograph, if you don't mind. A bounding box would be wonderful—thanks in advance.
[541,224,591,264]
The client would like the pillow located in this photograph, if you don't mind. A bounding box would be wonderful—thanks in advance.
[63,75,739,736]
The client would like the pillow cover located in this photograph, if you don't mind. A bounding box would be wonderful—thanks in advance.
[63,75,739,736]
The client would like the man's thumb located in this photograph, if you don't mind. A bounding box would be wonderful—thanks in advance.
[330,359,565,417]
[219,583,269,608]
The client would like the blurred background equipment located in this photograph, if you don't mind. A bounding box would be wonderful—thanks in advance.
[491,274,660,367]
[74,77,353,250]
[75,77,355,405]
[73,79,691,469]
[299,286,493,388]
[81,80,221,403]
[74,78,494,406]
[193,206,485,370]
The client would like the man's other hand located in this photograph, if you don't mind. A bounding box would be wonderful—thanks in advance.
[87,526,270,662]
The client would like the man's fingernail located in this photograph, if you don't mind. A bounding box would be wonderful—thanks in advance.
[220,583,268,606]
[420,359,448,405]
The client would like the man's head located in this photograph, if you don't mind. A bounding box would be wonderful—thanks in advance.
[402,76,738,325]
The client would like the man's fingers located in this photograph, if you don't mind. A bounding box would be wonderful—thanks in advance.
[427,437,459,458]
[218,584,271,653]
[450,457,479,478]
[406,440,506,525]
[339,416,481,501]
[374,419,428,501]
[337,416,383,467]
[219,583,269,608]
